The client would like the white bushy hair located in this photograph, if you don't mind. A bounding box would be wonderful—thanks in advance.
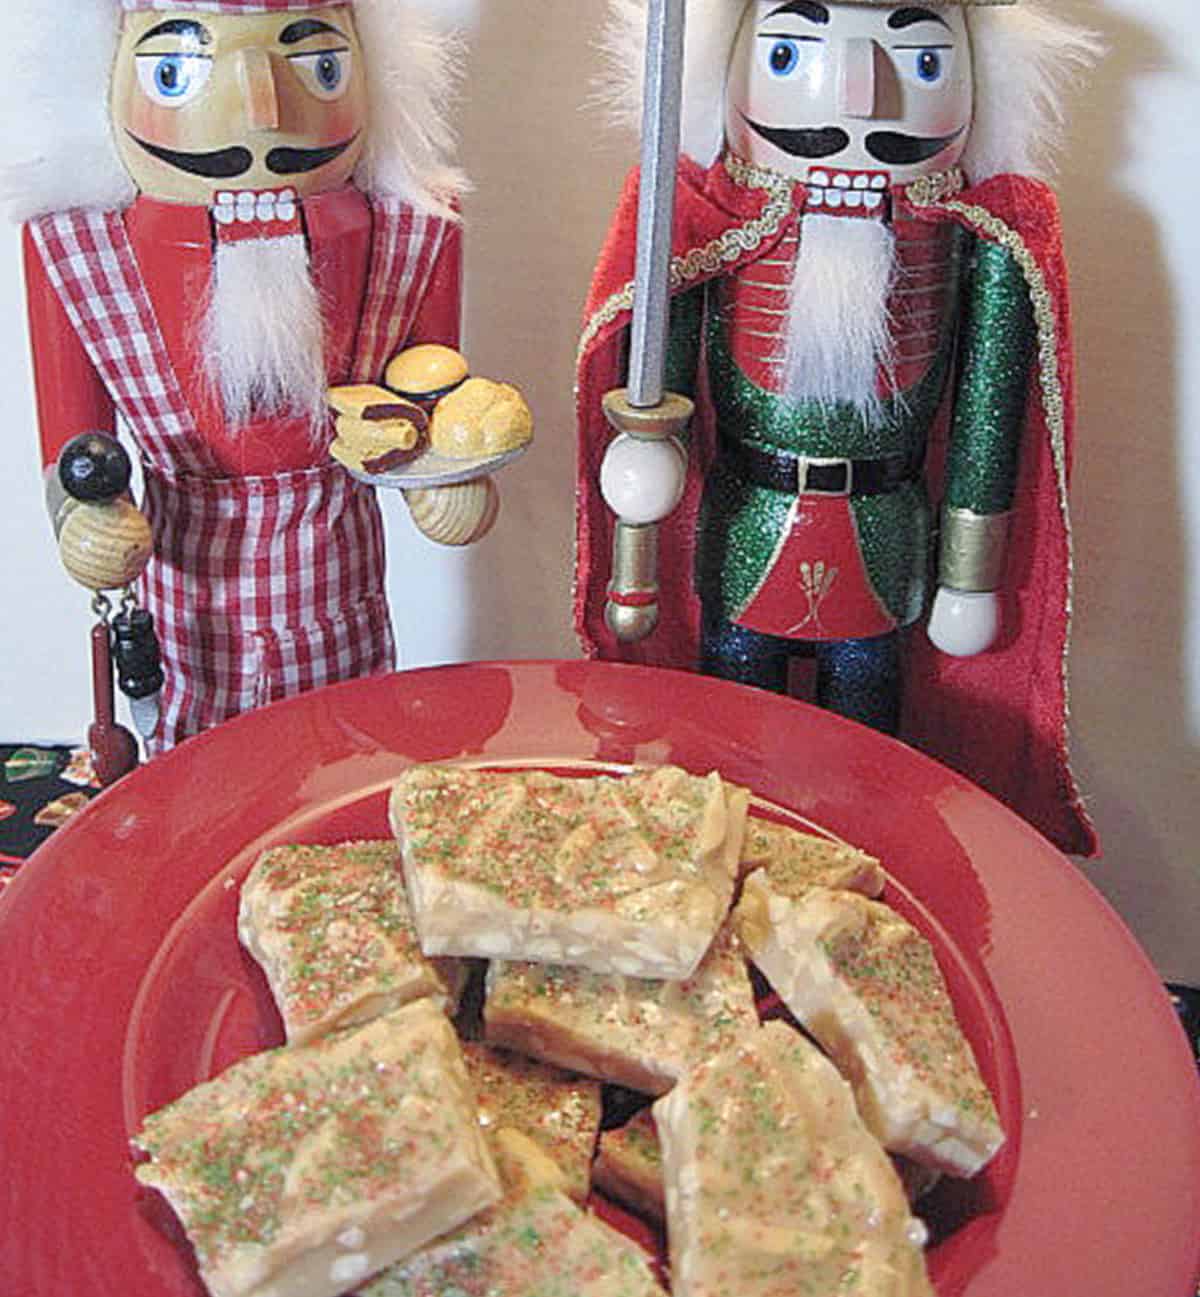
[0,0,477,222]
[597,0,1102,182]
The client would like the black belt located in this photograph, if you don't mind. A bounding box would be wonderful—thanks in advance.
[723,438,917,497]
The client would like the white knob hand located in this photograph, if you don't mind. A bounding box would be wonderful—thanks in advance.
[599,433,686,525]
[927,588,1000,657]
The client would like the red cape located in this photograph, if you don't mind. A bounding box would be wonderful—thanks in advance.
[575,155,1098,858]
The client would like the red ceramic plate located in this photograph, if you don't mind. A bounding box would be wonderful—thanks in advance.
[1,661,1197,1297]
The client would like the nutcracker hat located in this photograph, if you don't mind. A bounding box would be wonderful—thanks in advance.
[0,0,478,221]
[598,0,1102,181]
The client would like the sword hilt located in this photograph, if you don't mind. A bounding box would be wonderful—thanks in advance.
[600,388,692,643]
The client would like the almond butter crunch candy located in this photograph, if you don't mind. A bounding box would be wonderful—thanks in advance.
[653,1022,934,1297]
[734,885,1004,1177]
[238,840,465,1045]
[132,1000,501,1297]
[389,765,748,980]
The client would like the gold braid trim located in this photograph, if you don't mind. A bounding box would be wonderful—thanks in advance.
[575,160,794,370]
[908,185,1086,823]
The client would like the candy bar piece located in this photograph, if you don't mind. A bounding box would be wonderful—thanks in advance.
[390,764,748,980]
[591,1109,665,1226]
[483,920,758,1095]
[133,1000,501,1297]
[734,885,1005,1177]
[654,1022,934,1297]
[357,1128,664,1297]
[738,815,886,894]
[462,1041,602,1204]
[238,840,466,1045]
[330,414,425,476]
[327,383,429,425]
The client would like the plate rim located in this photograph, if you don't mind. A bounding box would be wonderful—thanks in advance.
[1,659,1197,1297]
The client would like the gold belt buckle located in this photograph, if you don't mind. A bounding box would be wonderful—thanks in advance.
[797,455,853,497]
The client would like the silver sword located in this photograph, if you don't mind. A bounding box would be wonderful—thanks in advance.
[602,0,694,642]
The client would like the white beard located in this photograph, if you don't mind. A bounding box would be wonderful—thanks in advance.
[779,213,898,419]
[200,234,327,435]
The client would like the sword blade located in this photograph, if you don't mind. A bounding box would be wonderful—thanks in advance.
[627,0,686,410]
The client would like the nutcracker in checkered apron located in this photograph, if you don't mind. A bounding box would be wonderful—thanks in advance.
[575,0,1103,855]
[3,0,473,761]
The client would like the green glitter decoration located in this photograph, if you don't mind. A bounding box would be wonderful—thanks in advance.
[944,239,1037,514]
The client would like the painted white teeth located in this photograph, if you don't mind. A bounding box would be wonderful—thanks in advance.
[844,190,862,208]
[833,173,851,188]
[864,191,883,210]
[852,174,869,189]
[870,174,887,189]
[811,170,830,186]
[825,189,844,207]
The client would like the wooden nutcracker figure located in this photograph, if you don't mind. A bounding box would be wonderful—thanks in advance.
[3,0,474,753]
[576,0,1101,854]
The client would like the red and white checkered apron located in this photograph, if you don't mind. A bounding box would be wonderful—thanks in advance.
[29,198,450,749]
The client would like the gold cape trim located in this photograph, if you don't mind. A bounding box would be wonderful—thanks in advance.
[575,159,794,371]
[907,184,1085,831]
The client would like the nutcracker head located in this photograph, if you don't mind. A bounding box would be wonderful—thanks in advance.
[109,3,369,204]
[599,0,1100,184]
[0,0,475,221]
[723,2,976,187]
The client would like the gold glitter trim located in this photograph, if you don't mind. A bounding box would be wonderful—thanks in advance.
[902,168,967,208]
[576,160,794,368]
[908,184,1087,830]
[939,507,1013,592]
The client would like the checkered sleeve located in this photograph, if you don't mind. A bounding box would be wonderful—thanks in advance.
[21,224,116,469]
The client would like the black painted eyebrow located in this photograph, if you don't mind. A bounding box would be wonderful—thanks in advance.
[279,18,349,45]
[763,2,830,25]
[888,6,951,30]
[135,19,212,47]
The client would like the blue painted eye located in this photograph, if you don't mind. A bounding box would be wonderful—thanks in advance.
[315,52,342,91]
[134,53,213,107]
[916,48,942,82]
[896,46,953,87]
[289,48,354,101]
[155,56,186,96]
[768,39,800,77]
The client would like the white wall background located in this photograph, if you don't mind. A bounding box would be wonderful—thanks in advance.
[1,0,1196,983]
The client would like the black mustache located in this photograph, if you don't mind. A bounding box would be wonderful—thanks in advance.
[127,133,357,179]
[865,127,966,164]
[128,134,252,178]
[266,137,356,175]
[742,118,850,158]
[742,116,967,166]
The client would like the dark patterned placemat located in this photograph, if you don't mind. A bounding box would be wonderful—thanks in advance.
[1168,984,1200,1074]
[0,742,101,889]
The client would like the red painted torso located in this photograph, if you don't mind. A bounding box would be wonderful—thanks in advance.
[124,188,371,476]
[720,206,958,399]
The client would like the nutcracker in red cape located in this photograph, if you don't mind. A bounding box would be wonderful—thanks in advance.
[576,0,1101,855]
[2,0,474,753]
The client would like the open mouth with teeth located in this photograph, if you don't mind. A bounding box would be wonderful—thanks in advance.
[805,167,890,217]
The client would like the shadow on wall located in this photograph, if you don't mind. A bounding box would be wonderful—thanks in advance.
[446,0,634,666]
[1059,2,1199,976]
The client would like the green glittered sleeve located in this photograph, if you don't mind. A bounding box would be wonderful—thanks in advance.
[940,238,1037,591]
